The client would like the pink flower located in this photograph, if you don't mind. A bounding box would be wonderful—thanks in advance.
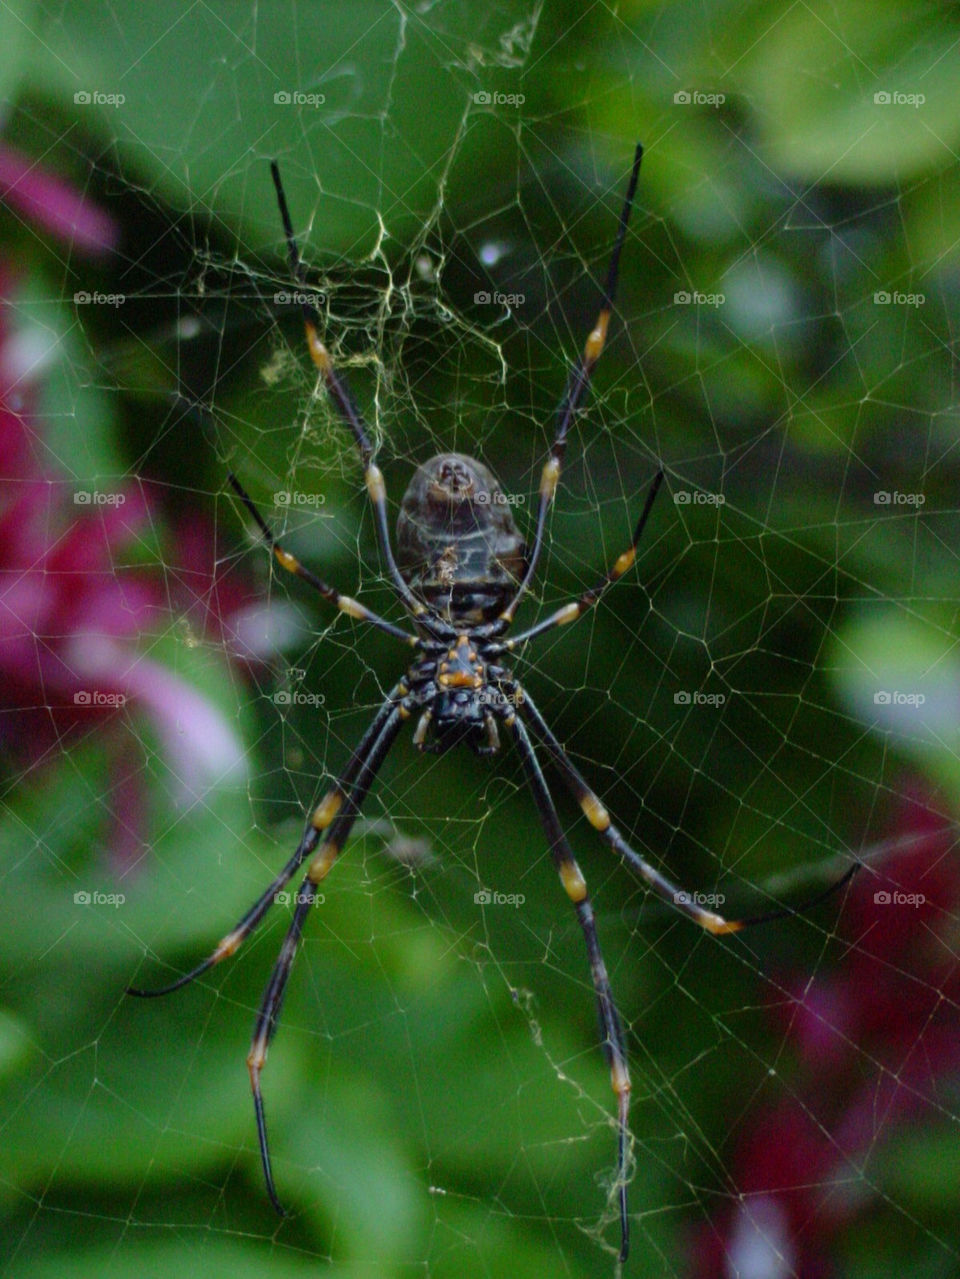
[0,158,275,863]
[690,785,960,1275]
[0,142,117,256]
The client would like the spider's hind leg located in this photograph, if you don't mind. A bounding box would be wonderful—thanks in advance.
[504,709,633,1262]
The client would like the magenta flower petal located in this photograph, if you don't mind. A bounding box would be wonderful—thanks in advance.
[66,634,247,803]
[0,144,118,257]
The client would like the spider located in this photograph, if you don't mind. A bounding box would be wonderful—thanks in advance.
[129,145,853,1262]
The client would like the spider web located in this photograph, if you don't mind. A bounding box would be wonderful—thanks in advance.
[3,3,960,1277]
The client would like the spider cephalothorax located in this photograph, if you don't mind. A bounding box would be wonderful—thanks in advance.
[128,146,853,1264]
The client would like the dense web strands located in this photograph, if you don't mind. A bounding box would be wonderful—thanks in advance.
[128,148,855,1264]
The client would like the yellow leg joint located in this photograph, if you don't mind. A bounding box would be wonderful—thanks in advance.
[213,927,243,962]
[705,914,743,936]
[337,595,367,620]
[613,546,636,577]
[304,321,333,374]
[366,464,387,504]
[308,843,338,883]
[584,309,611,364]
[311,790,343,830]
[556,602,580,625]
[611,1059,631,1095]
[539,456,561,500]
[560,861,588,903]
[580,793,611,831]
[274,547,300,573]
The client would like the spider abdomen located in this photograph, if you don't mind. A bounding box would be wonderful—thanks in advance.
[396,453,526,624]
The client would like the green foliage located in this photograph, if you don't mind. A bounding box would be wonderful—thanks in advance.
[3,1,960,1276]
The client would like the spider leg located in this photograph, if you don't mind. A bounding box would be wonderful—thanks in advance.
[495,469,664,652]
[127,683,409,998]
[228,473,419,646]
[514,682,858,931]
[505,711,632,1262]
[246,702,406,1213]
[500,143,644,627]
[269,161,426,618]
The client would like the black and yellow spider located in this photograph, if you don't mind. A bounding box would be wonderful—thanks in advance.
[129,145,851,1262]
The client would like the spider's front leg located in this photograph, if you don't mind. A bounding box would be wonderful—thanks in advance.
[269,161,426,619]
[499,143,644,628]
